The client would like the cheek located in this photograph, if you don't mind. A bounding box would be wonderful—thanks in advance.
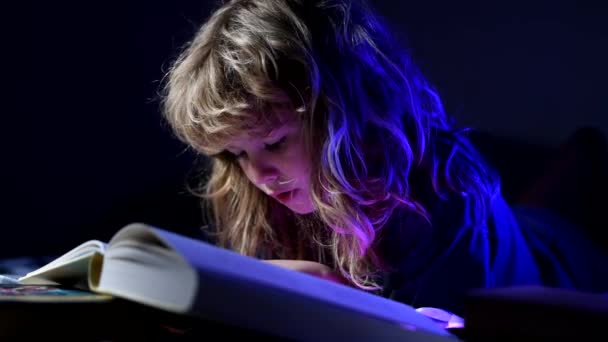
[296,153,313,179]
[291,144,311,177]
[287,159,312,187]
[298,161,312,180]
[282,138,312,184]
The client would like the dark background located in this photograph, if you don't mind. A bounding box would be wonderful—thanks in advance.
[5,0,607,259]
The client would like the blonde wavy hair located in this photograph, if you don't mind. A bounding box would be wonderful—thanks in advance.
[161,0,499,290]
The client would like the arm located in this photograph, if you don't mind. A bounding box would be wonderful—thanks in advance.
[377,199,493,316]
[262,259,350,286]
[382,224,492,316]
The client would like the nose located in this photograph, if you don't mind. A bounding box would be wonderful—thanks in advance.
[246,157,279,187]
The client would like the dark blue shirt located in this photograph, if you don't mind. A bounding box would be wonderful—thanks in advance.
[377,190,608,316]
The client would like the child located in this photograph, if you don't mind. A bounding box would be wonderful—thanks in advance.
[160,0,608,315]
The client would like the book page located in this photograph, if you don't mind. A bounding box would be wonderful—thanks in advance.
[18,240,106,288]
[91,239,197,314]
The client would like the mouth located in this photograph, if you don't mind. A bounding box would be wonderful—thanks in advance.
[275,189,296,203]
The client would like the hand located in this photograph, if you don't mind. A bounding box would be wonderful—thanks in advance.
[263,259,349,285]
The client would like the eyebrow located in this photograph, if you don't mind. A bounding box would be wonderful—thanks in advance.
[220,124,289,153]
[252,124,287,140]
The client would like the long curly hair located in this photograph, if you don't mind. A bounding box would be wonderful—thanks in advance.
[160,0,500,290]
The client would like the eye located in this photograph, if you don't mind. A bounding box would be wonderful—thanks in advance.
[264,136,287,152]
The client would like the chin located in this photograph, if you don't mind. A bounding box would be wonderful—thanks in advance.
[290,206,315,215]
[287,201,315,215]
[279,189,315,214]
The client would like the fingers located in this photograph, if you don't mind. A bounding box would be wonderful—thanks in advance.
[262,259,349,285]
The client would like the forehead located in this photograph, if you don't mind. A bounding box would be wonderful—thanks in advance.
[225,111,299,148]
[228,126,275,146]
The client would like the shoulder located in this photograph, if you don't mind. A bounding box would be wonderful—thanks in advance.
[375,194,495,314]
[375,188,471,272]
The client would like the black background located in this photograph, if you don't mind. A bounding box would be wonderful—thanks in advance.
[5,0,607,259]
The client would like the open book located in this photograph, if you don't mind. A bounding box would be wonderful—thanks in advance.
[18,222,457,341]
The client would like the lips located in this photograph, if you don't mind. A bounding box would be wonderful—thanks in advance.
[275,189,295,203]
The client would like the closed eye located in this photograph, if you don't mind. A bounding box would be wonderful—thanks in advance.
[264,136,287,152]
